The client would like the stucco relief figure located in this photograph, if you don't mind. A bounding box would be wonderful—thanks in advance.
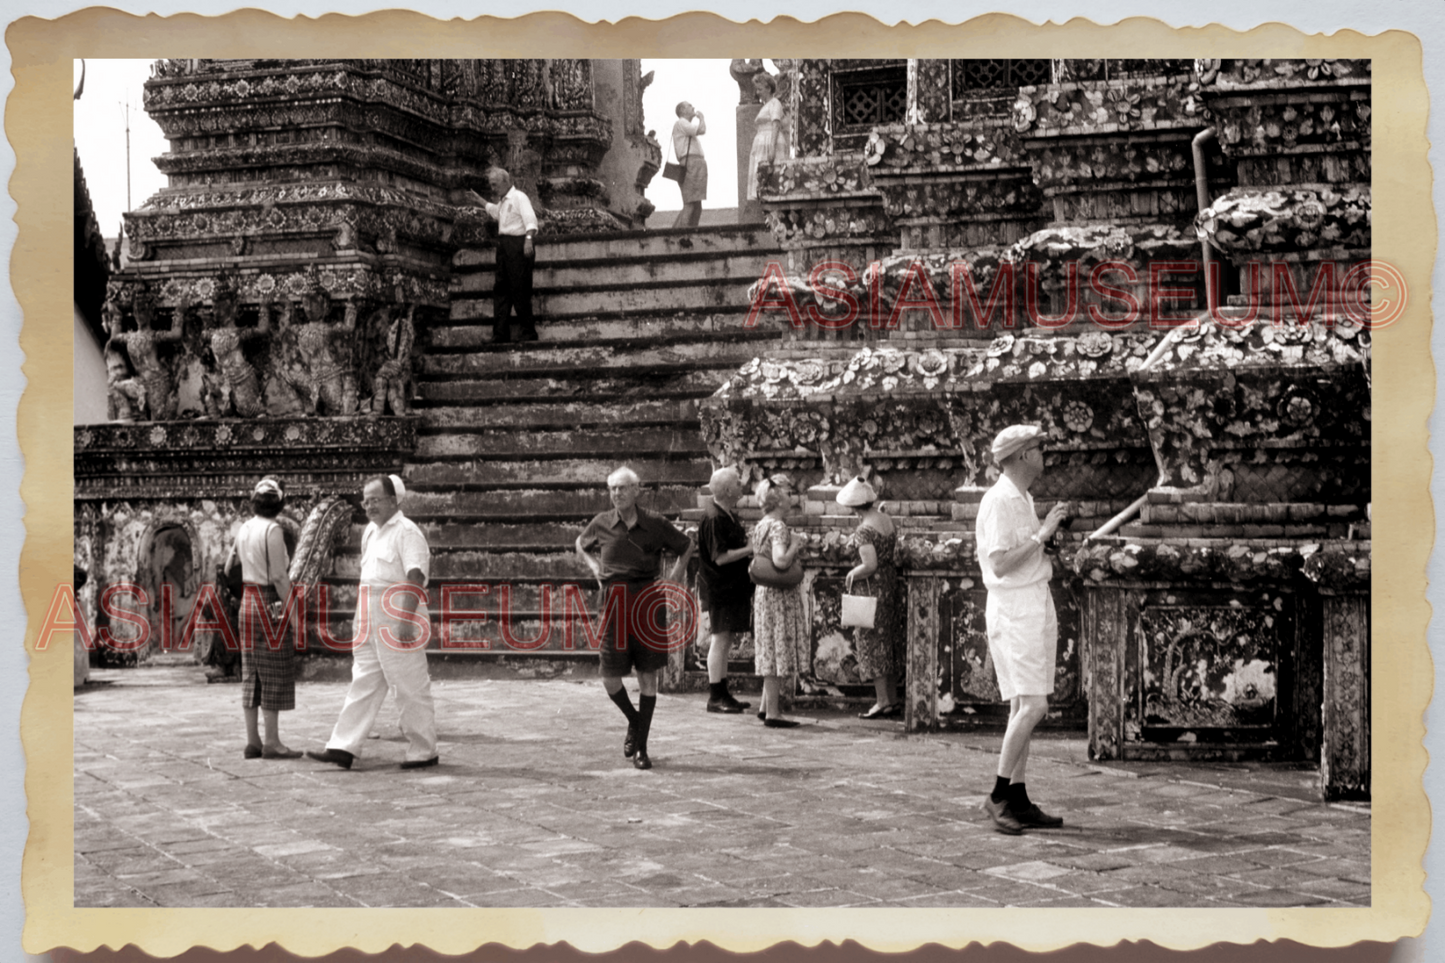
[511,59,549,109]
[368,305,416,417]
[549,59,591,109]
[108,289,183,420]
[104,345,147,423]
[730,59,766,104]
[203,285,268,419]
[280,288,359,417]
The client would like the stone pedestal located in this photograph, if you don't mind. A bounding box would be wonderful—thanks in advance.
[737,103,764,224]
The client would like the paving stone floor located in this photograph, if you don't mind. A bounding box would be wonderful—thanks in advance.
[73,665,1370,909]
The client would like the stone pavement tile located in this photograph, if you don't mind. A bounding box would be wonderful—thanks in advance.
[1031,871,1137,897]
[1218,887,1333,907]
[1227,847,1328,868]
[905,867,992,892]
[1129,844,1213,864]
[1150,872,1266,900]
[830,874,949,901]
[1045,851,1138,872]
[158,836,236,855]
[1171,853,1273,876]
[1109,884,1221,907]
[75,884,154,908]
[953,875,1057,906]
[1012,894,1116,908]
[1295,877,1372,900]
[1097,862,1199,886]
[984,860,1074,883]
[101,854,185,877]
[253,838,336,858]
[775,887,872,907]
[1291,857,1370,881]
[117,866,228,893]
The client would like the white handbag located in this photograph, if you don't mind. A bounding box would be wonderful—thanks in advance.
[840,579,877,629]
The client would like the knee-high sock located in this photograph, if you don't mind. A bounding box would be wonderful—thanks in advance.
[636,694,657,751]
[608,686,639,724]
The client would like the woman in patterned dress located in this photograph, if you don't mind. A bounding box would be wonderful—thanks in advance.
[236,476,302,759]
[750,475,805,728]
[838,476,903,719]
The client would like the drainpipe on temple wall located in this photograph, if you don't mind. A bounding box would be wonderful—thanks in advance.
[1192,126,1219,316]
[1085,127,1222,544]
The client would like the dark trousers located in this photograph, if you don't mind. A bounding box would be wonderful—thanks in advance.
[494,234,535,339]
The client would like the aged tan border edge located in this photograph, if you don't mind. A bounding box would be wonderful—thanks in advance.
[13,8,1432,955]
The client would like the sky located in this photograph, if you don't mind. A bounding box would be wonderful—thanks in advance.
[72,58,744,232]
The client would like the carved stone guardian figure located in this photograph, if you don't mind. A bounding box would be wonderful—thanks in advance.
[104,345,147,423]
[203,275,268,419]
[107,286,182,420]
[368,305,416,417]
[280,281,359,416]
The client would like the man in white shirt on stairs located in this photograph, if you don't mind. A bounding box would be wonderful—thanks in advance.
[469,167,538,344]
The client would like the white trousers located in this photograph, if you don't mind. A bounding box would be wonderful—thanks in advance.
[326,593,436,762]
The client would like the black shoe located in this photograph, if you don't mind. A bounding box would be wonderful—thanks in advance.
[400,756,440,770]
[514,325,539,343]
[632,750,653,770]
[707,699,744,714]
[261,747,303,760]
[243,744,263,760]
[757,710,766,721]
[305,748,354,770]
[763,718,801,729]
[1013,802,1064,827]
[722,693,751,711]
[983,796,1024,835]
[859,703,899,720]
[491,326,511,344]
[623,724,637,758]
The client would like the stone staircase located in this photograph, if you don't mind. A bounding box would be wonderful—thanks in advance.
[321,224,781,674]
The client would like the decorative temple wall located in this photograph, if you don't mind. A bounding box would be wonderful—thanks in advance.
[714,58,1371,799]
[77,59,659,661]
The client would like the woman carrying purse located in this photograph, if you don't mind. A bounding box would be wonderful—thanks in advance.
[838,477,903,719]
[749,475,805,728]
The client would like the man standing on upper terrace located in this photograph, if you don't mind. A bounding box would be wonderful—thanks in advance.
[670,101,707,229]
[975,425,1071,835]
[468,166,538,345]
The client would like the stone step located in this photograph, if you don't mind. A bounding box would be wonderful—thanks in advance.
[454,224,778,265]
[453,250,773,293]
[314,578,647,614]
[402,486,700,517]
[406,456,713,490]
[417,339,762,380]
[416,367,731,403]
[449,277,754,320]
[414,427,709,460]
[426,312,769,349]
[415,399,698,429]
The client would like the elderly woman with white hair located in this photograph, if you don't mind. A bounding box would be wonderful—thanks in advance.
[837,476,903,719]
[750,474,806,728]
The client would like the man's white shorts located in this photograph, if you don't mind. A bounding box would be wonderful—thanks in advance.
[985,580,1058,701]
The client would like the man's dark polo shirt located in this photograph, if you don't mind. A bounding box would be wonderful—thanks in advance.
[579,506,692,581]
[696,499,753,607]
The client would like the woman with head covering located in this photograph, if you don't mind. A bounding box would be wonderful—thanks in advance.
[746,72,788,201]
[750,475,806,727]
[235,476,301,758]
[837,476,903,719]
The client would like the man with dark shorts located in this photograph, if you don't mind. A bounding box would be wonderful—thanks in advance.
[975,425,1070,833]
[576,466,695,770]
[696,466,753,713]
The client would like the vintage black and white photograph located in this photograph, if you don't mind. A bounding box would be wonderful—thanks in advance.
[70,53,1374,913]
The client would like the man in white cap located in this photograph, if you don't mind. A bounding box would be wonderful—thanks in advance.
[308,474,439,770]
[975,425,1070,833]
